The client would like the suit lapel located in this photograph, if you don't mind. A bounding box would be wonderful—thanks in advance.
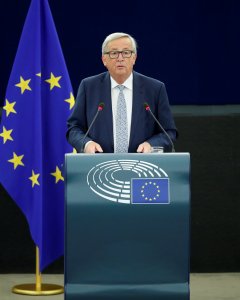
[129,72,144,148]
[100,73,114,149]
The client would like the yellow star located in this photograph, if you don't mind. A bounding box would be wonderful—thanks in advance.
[8,152,24,170]
[45,72,62,90]
[29,170,40,187]
[36,73,41,77]
[51,166,64,183]
[65,92,75,110]
[0,126,13,144]
[15,76,32,94]
[3,99,17,117]
[72,148,77,153]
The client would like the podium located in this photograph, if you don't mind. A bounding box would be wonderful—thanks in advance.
[64,153,190,300]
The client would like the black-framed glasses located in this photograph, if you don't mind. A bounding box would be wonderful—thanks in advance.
[104,50,134,59]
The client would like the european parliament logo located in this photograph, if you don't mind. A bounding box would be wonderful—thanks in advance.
[87,160,170,205]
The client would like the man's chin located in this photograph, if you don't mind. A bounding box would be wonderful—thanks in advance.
[116,68,125,72]
[115,68,128,76]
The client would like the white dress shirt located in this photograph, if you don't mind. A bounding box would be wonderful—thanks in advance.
[110,74,133,152]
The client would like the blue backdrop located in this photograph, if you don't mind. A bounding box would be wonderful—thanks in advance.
[1,0,239,106]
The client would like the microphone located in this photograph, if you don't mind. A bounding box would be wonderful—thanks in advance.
[80,102,105,153]
[144,102,175,152]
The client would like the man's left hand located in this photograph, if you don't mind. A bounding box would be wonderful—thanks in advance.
[137,142,152,153]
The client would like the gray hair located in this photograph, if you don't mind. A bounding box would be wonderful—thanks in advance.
[102,32,137,55]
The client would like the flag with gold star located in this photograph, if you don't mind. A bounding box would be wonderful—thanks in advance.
[0,0,74,271]
[131,178,170,204]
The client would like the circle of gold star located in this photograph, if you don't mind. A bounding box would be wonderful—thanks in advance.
[141,181,160,201]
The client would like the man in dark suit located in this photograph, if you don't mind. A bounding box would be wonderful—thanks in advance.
[67,32,177,153]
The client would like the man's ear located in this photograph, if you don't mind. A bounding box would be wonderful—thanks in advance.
[102,56,107,66]
[133,54,137,65]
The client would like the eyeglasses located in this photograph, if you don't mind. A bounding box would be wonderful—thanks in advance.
[104,50,134,59]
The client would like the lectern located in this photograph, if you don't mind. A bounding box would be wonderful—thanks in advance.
[65,153,190,300]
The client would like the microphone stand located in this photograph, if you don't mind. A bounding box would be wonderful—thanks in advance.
[144,103,175,152]
[80,103,105,153]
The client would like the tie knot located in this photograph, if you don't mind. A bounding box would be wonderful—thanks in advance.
[117,85,125,92]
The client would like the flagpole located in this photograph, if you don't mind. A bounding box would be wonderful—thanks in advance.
[12,247,64,295]
[36,246,42,291]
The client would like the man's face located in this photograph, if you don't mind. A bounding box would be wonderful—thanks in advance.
[102,37,137,83]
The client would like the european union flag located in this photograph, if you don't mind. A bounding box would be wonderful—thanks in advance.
[131,178,170,204]
[0,0,74,271]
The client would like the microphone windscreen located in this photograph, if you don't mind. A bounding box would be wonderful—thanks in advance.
[144,102,150,110]
[98,102,105,111]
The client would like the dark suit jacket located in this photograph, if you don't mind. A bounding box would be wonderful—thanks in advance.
[67,71,177,153]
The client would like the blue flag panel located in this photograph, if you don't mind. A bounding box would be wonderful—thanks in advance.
[131,178,170,204]
[0,0,74,271]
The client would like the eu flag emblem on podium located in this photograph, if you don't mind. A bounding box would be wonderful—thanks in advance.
[131,178,170,204]
[0,0,73,271]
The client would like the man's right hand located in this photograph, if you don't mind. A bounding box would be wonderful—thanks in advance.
[84,141,103,153]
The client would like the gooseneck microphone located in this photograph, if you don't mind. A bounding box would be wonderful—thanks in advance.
[144,102,175,152]
[80,102,105,153]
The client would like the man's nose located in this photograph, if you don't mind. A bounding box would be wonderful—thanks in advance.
[117,52,124,60]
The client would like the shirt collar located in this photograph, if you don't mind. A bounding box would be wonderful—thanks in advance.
[110,73,133,90]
